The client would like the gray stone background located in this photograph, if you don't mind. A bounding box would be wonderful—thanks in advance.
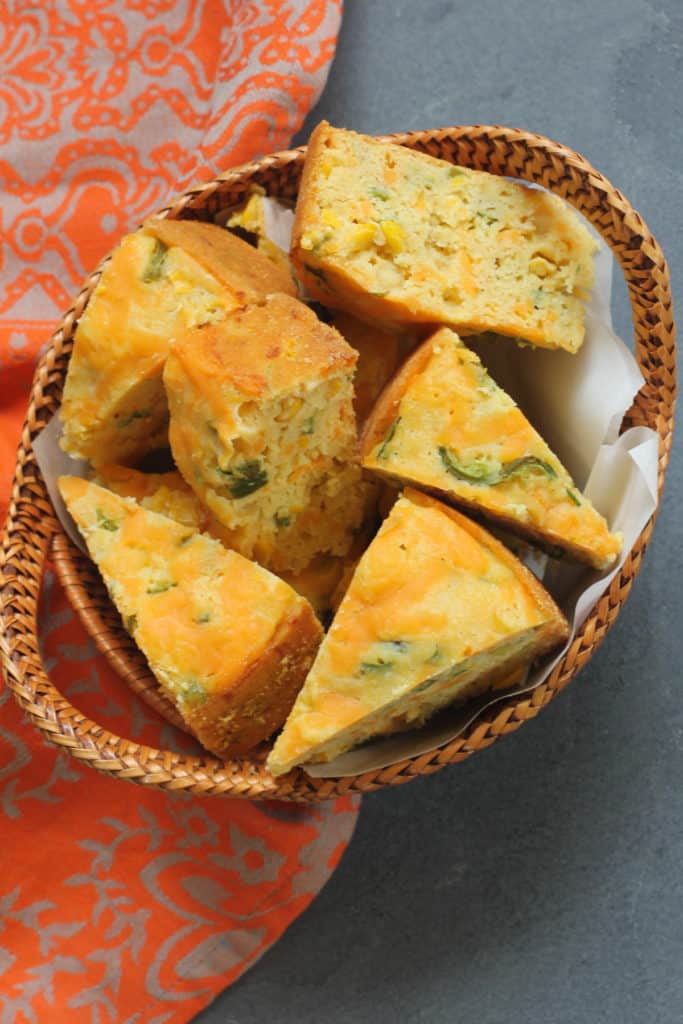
[200,1,681,1021]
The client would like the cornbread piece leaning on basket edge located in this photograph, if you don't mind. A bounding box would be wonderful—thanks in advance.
[361,328,622,570]
[58,476,323,758]
[291,122,597,353]
[59,218,296,466]
[163,292,375,575]
[267,488,569,775]
[95,463,361,623]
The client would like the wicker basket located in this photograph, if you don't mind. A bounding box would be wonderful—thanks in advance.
[0,126,676,802]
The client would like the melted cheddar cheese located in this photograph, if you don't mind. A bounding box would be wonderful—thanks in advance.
[59,475,322,759]
[267,489,568,775]
[292,123,597,353]
[362,328,622,570]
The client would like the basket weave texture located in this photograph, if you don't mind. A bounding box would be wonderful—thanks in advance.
[0,125,676,802]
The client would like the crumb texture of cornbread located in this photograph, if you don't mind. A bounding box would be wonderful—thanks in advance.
[94,465,208,531]
[164,293,373,574]
[331,312,402,426]
[59,476,322,759]
[361,328,622,570]
[291,122,597,353]
[60,220,295,466]
[267,488,568,775]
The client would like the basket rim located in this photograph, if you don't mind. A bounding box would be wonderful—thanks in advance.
[0,123,677,802]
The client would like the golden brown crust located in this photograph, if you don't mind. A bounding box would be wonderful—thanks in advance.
[181,600,323,759]
[290,120,330,261]
[331,312,401,426]
[360,332,437,455]
[170,293,357,401]
[144,217,297,302]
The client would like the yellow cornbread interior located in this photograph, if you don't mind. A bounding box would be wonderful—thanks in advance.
[94,465,208,532]
[58,475,321,756]
[267,489,567,775]
[60,228,245,465]
[164,295,373,575]
[293,123,597,353]
[363,328,622,570]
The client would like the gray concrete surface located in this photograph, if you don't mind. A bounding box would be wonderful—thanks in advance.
[199,1,682,1021]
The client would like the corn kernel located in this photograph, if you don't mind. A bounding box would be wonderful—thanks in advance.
[347,223,377,252]
[380,220,405,254]
[321,209,341,229]
[529,256,555,278]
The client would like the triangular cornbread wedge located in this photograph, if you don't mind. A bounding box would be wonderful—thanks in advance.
[60,220,296,465]
[291,122,597,353]
[361,328,622,570]
[59,476,322,759]
[267,488,568,775]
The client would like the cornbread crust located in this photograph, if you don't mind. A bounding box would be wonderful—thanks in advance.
[164,293,372,574]
[185,602,322,757]
[361,328,622,570]
[291,122,597,353]
[267,488,569,775]
[144,217,296,302]
[331,312,402,426]
[58,475,322,760]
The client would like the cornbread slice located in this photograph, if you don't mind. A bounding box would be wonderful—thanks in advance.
[59,476,322,759]
[164,293,373,574]
[267,488,568,775]
[60,219,295,465]
[292,122,597,353]
[361,328,622,570]
[331,312,401,426]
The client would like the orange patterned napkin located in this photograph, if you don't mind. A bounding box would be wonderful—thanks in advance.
[0,4,359,1021]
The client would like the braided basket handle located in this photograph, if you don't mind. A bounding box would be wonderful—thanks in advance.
[0,126,676,802]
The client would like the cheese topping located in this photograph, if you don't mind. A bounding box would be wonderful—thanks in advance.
[59,475,323,759]
[267,488,568,774]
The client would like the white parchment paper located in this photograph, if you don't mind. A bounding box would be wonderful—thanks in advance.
[32,197,660,778]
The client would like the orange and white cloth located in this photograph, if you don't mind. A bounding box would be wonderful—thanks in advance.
[0,4,359,1022]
